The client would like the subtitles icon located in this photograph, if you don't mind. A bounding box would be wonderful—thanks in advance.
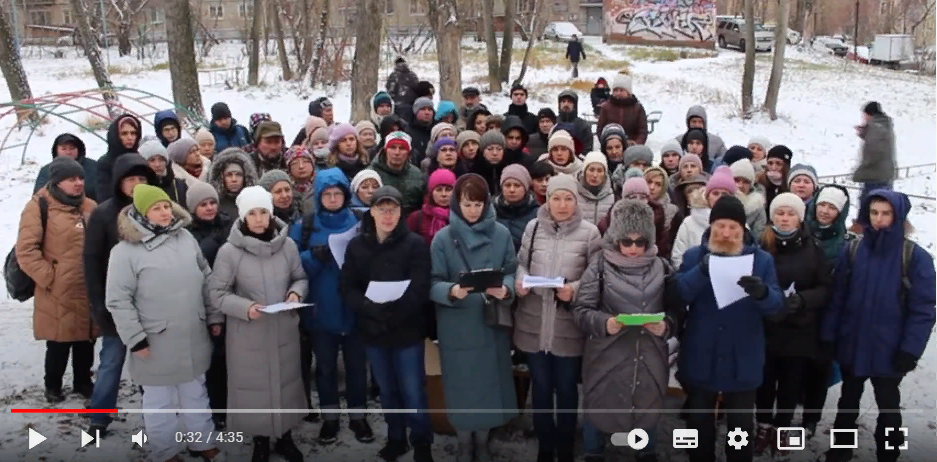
[884,427,908,450]
[673,428,699,448]
[830,429,859,449]
[776,427,806,451]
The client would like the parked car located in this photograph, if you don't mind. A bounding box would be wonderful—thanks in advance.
[542,22,583,41]
[717,18,774,52]
[762,24,801,45]
[814,36,849,57]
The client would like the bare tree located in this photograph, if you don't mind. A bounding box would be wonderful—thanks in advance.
[513,0,547,87]
[910,0,936,35]
[165,0,204,122]
[0,6,38,122]
[499,0,514,84]
[351,0,382,122]
[482,0,501,92]
[309,4,330,87]
[741,0,756,115]
[272,0,293,81]
[70,0,121,117]
[791,0,813,34]
[111,0,151,56]
[765,0,789,120]
[248,0,264,85]
[427,0,463,103]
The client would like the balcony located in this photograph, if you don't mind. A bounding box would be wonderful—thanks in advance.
[22,0,57,7]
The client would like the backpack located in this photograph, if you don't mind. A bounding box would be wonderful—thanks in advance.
[4,197,49,302]
[846,236,916,311]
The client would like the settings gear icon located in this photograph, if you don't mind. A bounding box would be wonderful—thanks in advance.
[727,427,749,450]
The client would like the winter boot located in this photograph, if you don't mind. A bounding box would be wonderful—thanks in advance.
[303,410,320,422]
[318,420,340,444]
[349,418,375,443]
[74,381,94,399]
[274,431,303,462]
[251,436,271,462]
[412,443,434,462]
[753,423,775,456]
[378,439,410,461]
[45,387,65,404]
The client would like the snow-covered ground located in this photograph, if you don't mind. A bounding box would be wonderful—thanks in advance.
[0,38,934,461]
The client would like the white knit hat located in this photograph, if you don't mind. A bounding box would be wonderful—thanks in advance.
[816,187,848,212]
[748,136,772,152]
[730,159,756,183]
[138,136,167,161]
[769,192,806,221]
[350,168,383,194]
[548,131,574,152]
[582,151,607,172]
[235,185,273,220]
[611,73,632,93]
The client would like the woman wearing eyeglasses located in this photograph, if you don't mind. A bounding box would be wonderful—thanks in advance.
[671,166,738,269]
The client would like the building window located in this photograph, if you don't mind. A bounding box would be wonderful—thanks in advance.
[518,0,533,12]
[209,5,224,19]
[149,10,161,22]
[553,0,567,12]
[62,9,74,24]
[30,11,50,26]
[238,2,253,18]
[409,0,426,15]
[385,0,395,14]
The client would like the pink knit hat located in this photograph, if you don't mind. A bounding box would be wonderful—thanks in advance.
[622,177,650,197]
[328,123,359,152]
[305,116,327,137]
[428,169,456,192]
[679,153,703,170]
[706,166,738,196]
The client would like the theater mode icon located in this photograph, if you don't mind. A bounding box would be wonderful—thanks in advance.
[830,429,859,449]
[673,428,699,448]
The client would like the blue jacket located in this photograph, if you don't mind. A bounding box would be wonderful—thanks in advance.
[289,168,360,334]
[434,100,458,123]
[209,119,252,153]
[153,109,180,147]
[675,231,784,392]
[821,189,936,377]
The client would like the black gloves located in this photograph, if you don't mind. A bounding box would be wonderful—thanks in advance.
[893,351,919,374]
[312,245,332,263]
[699,254,711,277]
[785,293,804,313]
[737,275,768,300]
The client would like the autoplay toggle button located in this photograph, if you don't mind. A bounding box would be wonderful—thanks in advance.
[611,429,649,450]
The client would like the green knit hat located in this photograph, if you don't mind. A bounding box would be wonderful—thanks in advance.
[133,184,172,215]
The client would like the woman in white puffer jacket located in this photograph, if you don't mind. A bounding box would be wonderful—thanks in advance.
[670,166,738,268]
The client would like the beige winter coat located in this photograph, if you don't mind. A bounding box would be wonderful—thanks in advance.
[514,205,602,357]
[171,155,212,186]
[208,218,308,437]
[537,153,584,176]
[575,170,615,226]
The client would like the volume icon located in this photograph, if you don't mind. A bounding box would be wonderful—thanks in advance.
[131,430,148,447]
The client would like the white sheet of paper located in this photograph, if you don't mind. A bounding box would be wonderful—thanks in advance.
[365,280,411,303]
[709,254,755,309]
[328,223,361,269]
[784,282,796,297]
[522,275,566,289]
[261,302,313,313]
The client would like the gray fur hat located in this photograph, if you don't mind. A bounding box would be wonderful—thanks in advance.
[604,199,656,247]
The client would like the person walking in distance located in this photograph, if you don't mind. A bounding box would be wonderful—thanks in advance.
[565,34,586,78]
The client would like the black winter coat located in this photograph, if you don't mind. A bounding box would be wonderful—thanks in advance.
[186,212,234,268]
[157,165,188,209]
[505,104,539,135]
[340,214,431,348]
[566,40,586,62]
[83,153,158,337]
[762,227,833,358]
[406,120,434,167]
[494,193,540,252]
[95,115,142,202]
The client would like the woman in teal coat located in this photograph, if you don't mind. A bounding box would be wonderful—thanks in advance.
[429,173,518,462]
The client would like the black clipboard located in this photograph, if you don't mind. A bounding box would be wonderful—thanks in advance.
[458,269,504,293]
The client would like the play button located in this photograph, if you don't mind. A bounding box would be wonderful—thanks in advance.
[628,428,649,450]
[28,428,47,449]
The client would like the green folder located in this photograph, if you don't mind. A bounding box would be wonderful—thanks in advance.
[616,312,665,326]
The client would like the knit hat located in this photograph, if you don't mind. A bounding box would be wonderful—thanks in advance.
[327,123,359,152]
[258,169,293,192]
[769,192,806,221]
[462,86,480,97]
[528,160,555,180]
[249,113,271,134]
[414,81,434,98]
[138,137,167,161]
[384,131,412,152]
[582,151,608,172]
[434,137,457,152]
[500,164,532,190]
[767,145,793,165]
[660,139,683,156]
[623,145,653,166]
[600,123,627,144]
[816,187,848,212]
[430,122,457,148]
[235,185,273,220]
[622,177,650,198]
[284,145,314,167]
[412,97,435,115]
[456,130,480,152]
[166,138,198,165]
[350,169,383,194]
[706,166,738,196]
[863,101,883,116]
[546,173,578,198]
[133,184,171,216]
[679,153,703,171]
[709,195,747,228]
[611,73,632,92]
[606,199,656,247]
[355,120,377,137]
[428,169,457,192]
[371,185,403,206]
[748,136,772,152]
[308,127,330,145]
[787,163,818,188]
[308,97,332,117]
[623,167,644,180]
[479,130,506,152]
[210,102,232,121]
[730,159,756,184]
[548,131,574,152]
[185,181,219,214]
[254,121,284,140]
[48,156,85,185]
[684,128,708,145]
[537,108,557,124]
[305,116,327,138]
[372,91,392,109]
[722,145,753,166]
[195,128,214,145]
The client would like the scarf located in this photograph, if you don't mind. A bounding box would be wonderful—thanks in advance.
[240,221,276,242]
[766,170,783,186]
[584,182,603,196]
[338,153,359,164]
[47,184,85,208]
[602,246,659,269]
[294,179,312,196]
[420,201,450,238]
[130,206,177,236]
[274,203,299,223]
[773,225,798,238]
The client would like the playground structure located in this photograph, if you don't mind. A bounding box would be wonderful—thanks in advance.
[0,87,208,165]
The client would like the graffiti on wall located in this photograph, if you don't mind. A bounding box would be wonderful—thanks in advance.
[605,0,717,43]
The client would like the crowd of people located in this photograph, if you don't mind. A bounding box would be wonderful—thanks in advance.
[13,64,935,462]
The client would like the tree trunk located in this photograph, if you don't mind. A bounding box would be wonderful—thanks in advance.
[428,0,463,103]
[351,0,382,122]
[499,0,514,84]
[482,0,501,92]
[118,20,133,56]
[513,0,543,87]
[299,0,317,76]
[309,6,329,87]
[765,0,789,120]
[791,0,806,33]
[0,6,38,123]
[272,0,293,81]
[741,0,756,115]
[69,0,120,118]
[165,0,204,124]
[248,0,264,85]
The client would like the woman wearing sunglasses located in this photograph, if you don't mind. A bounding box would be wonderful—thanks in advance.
[573,199,681,462]
[671,166,738,269]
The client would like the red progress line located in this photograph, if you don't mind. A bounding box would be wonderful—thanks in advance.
[11,409,118,414]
